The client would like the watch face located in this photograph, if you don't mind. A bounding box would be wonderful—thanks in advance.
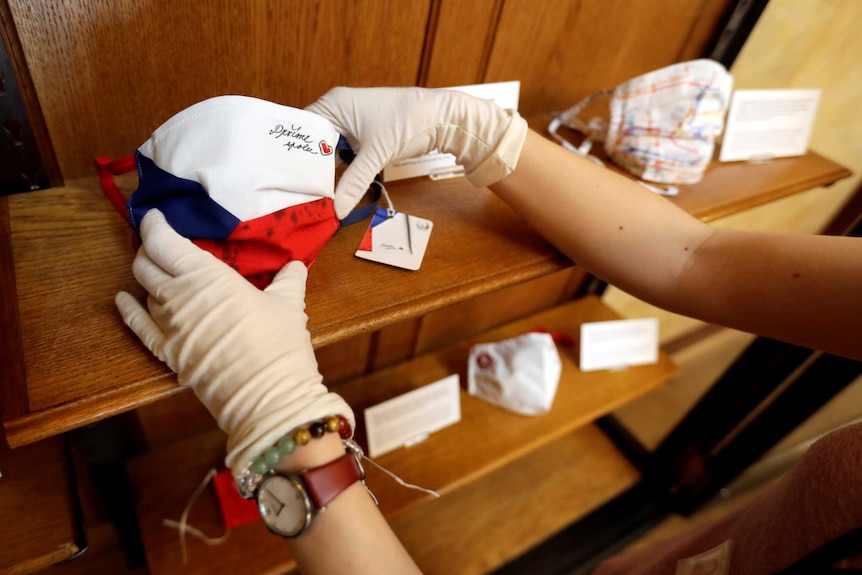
[256,474,313,537]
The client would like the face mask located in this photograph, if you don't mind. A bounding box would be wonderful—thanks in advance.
[467,332,562,416]
[550,59,733,186]
[96,95,344,288]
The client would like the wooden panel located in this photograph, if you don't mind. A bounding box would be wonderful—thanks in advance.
[0,197,28,424]
[0,1,61,185]
[315,332,373,386]
[391,425,640,575]
[422,0,501,88]
[135,389,219,451]
[370,316,423,372]
[0,436,81,574]
[675,0,736,61]
[414,267,585,354]
[7,0,431,180]
[485,0,725,116]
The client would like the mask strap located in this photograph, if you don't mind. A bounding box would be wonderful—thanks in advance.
[548,89,613,167]
[93,155,137,224]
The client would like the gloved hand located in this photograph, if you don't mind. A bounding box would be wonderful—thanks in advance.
[115,210,353,478]
[306,87,528,219]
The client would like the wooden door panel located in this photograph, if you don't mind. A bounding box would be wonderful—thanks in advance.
[8,0,432,180]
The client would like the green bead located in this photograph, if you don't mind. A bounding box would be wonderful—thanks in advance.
[264,446,281,467]
[252,457,269,475]
[277,436,297,455]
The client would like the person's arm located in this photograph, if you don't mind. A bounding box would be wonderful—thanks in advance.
[278,433,422,575]
[115,210,422,575]
[307,86,862,361]
[492,130,862,360]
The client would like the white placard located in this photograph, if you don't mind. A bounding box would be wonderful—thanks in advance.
[364,374,461,457]
[719,89,821,162]
[579,318,659,372]
[382,81,521,181]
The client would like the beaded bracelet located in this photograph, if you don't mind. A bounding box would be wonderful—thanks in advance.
[249,415,352,475]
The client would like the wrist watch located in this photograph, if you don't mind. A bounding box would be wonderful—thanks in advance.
[255,450,364,538]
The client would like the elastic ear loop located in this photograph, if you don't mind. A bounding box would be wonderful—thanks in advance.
[548,89,613,167]
[548,92,679,197]
[93,155,137,223]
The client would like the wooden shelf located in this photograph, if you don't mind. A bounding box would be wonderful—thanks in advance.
[128,295,667,575]
[391,425,640,575]
[0,436,82,574]
[130,422,640,575]
[0,148,851,449]
[527,114,853,223]
[333,296,676,518]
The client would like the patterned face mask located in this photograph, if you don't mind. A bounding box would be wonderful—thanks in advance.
[550,59,734,186]
[97,95,344,288]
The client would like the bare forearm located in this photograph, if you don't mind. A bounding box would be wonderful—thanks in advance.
[281,434,422,575]
[492,130,862,360]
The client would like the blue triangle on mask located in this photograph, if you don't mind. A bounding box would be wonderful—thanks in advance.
[128,151,240,240]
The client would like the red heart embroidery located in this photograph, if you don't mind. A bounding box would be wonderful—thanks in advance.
[319,141,332,155]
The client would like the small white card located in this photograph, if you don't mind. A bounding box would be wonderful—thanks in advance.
[382,81,521,181]
[719,89,821,162]
[355,208,433,271]
[579,318,659,372]
[364,374,461,458]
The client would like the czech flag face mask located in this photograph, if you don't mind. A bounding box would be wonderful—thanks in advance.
[97,95,342,289]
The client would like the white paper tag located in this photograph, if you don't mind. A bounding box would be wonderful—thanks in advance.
[719,89,820,162]
[364,374,461,458]
[355,209,433,271]
[579,318,659,372]
[382,81,521,181]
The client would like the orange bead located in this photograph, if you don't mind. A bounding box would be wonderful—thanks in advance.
[294,428,312,446]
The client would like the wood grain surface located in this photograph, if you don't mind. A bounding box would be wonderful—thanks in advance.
[7,0,432,180]
[0,148,850,448]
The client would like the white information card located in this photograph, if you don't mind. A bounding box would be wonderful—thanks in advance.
[364,374,461,458]
[579,318,659,372]
[719,89,821,162]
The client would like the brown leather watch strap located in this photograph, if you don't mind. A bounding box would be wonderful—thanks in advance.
[301,452,362,509]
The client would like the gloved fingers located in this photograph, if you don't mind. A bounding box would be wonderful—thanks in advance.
[139,209,214,276]
[334,153,389,220]
[131,247,174,302]
[304,87,350,131]
[115,291,168,360]
[264,260,309,304]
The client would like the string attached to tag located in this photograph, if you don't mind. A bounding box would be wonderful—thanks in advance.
[162,468,230,565]
[345,437,440,500]
[354,182,434,271]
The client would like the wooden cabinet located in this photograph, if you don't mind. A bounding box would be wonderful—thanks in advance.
[0,1,853,572]
[1,149,851,573]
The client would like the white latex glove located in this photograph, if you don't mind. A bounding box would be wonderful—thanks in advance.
[115,210,353,478]
[306,87,528,219]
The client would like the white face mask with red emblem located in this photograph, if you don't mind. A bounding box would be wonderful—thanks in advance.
[467,332,562,416]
